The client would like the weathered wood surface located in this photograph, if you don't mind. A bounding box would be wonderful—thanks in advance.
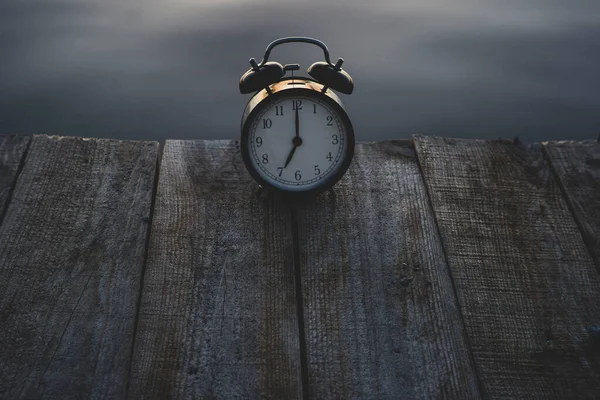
[128,140,302,399]
[543,140,600,268]
[0,135,158,399]
[0,135,30,223]
[2,134,599,399]
[294,141,481,399]
[414,136,600,399]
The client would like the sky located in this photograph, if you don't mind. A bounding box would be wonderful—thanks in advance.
[1,0,599,142]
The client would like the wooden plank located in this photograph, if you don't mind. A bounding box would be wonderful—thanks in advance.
[128,140,302,399]
[413,135,600,399]
[0,135,30,222]
[543,140,600,267]
[294,141,481,399]
[0,135,158,399]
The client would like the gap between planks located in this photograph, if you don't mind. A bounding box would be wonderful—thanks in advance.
[411,135,487,398]
[125,140,165,398]
[290,206,311,400]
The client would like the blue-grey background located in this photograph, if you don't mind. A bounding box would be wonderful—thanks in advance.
[1,0,599,141]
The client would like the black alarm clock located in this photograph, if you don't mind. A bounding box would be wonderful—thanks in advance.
[239,37,355,194]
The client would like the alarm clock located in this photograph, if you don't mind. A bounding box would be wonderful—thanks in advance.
[239,37,355,194]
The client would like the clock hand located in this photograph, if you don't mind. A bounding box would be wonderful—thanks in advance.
[284,107,302,169]
[284,145,296,168]
[295,107,299,138]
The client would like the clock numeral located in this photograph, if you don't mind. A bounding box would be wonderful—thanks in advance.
[332,134,339,145]
[256,137,263,147]
[326,152,333,162]
[326,116,334,126]
[262,118,272,129]
[314,165,320,175]
[295,170,302,181]
[262,154,269,164]
[292,100,302,111]
[275,105,283,116]
[313,104,317,114]
[277,167,283,177]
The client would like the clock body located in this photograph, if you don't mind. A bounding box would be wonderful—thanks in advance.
[240,78,355,194]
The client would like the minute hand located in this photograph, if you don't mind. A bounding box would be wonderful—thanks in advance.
[295,106,299,138]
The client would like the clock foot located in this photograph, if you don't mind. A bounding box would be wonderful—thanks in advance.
[255,185,266,199]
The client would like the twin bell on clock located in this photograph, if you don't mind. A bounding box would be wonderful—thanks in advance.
[239,37,355,195]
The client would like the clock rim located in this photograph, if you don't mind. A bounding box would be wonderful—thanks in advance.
[241,79,355,195]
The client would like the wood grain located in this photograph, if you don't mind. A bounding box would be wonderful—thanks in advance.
[128,140,302,399]
[0,135,158,399]
[543,140,600,268]
[414,135,600,399]
[294,141,480,399]
[0,135,30,223]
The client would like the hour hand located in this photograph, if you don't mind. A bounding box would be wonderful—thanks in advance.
[284,145,296,168]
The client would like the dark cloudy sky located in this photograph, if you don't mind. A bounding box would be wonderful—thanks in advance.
[1,0,599,141]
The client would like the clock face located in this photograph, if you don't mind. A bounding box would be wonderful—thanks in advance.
[246,94,351,192]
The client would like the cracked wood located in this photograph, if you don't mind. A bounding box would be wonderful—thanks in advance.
[0,135,158,399]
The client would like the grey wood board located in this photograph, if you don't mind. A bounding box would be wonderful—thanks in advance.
[0,135,30,222]
[294,141,480,399]
[543,140,600,268]
[0,135,159,399]
[413,135,600,399]
[128,140,303,399]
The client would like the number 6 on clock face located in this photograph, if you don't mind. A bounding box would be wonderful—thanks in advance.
[240,79,355,194]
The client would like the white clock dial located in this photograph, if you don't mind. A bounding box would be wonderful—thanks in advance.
[249,95,347,191]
